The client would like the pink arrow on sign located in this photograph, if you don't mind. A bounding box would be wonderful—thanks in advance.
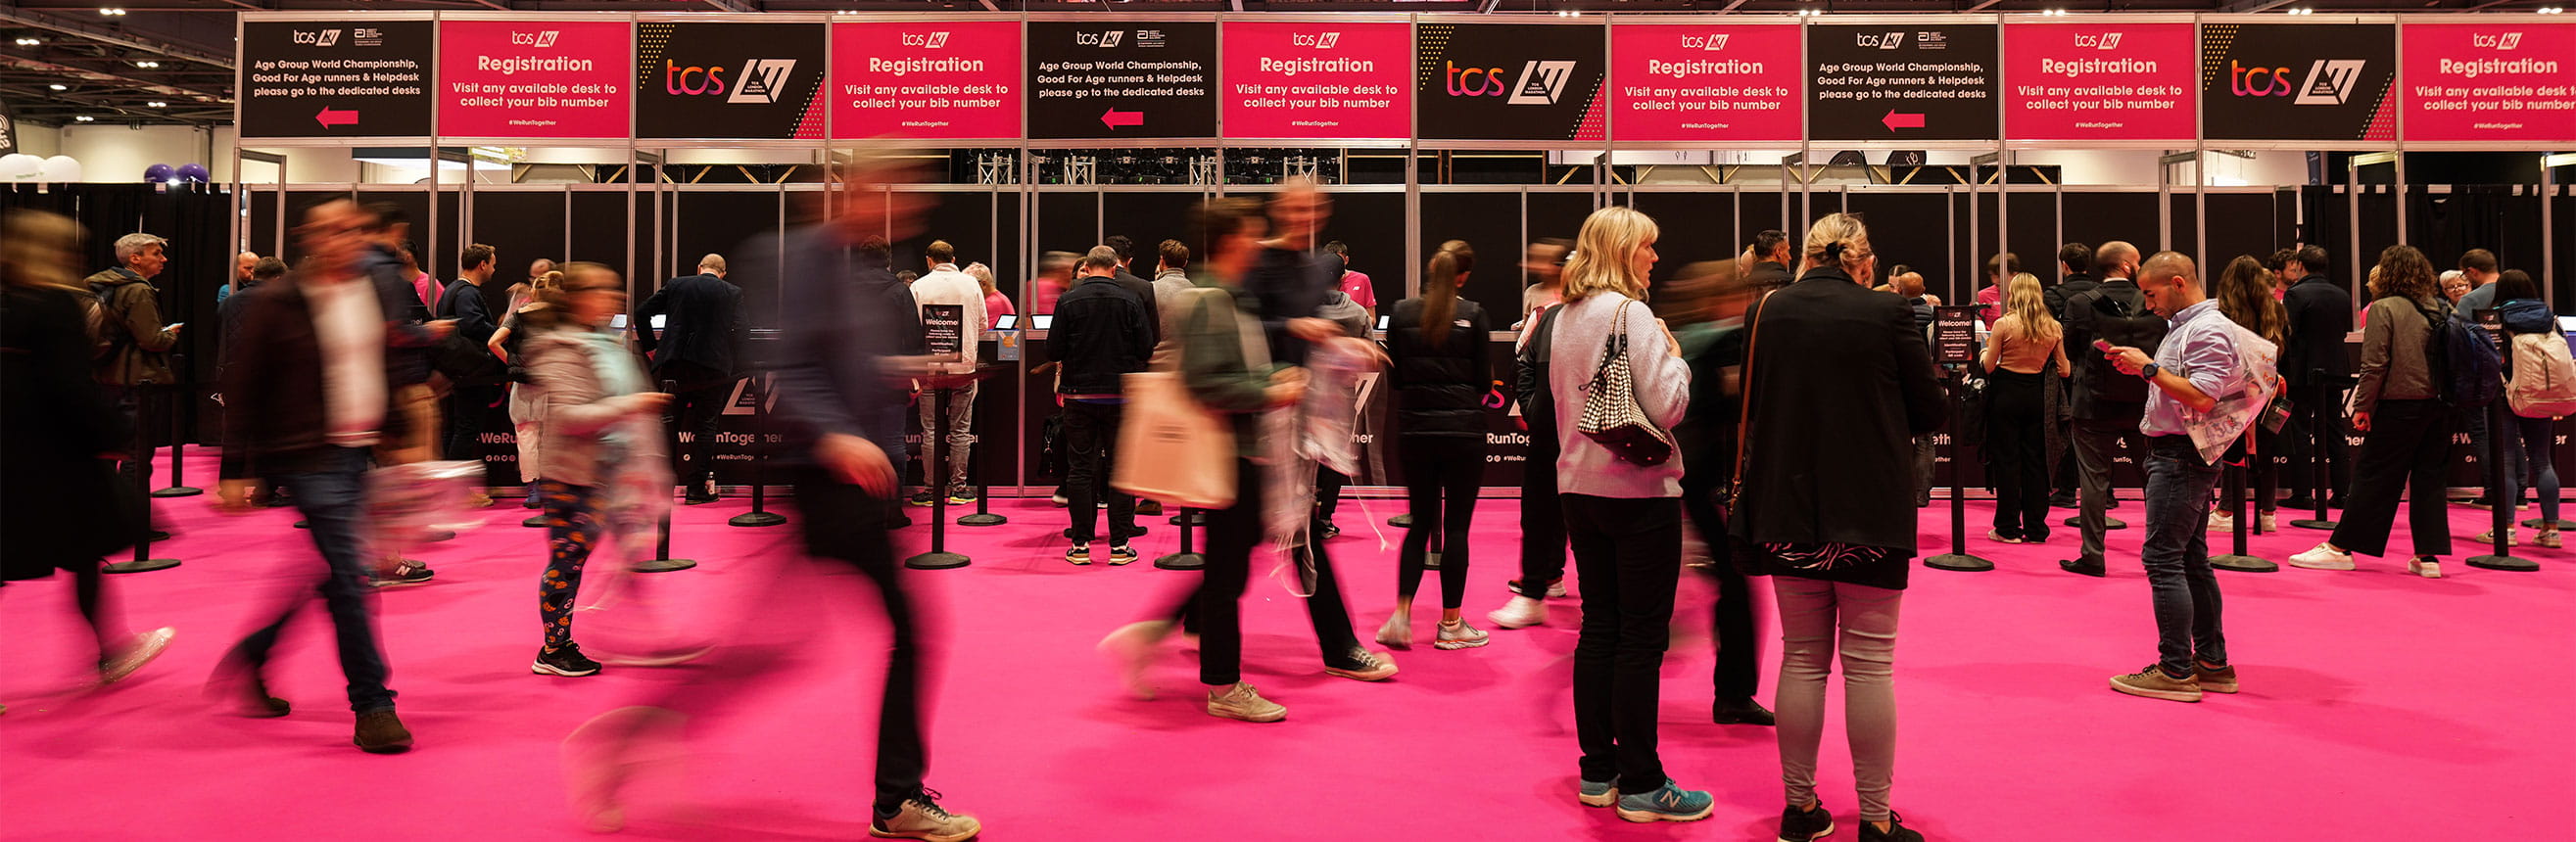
[1881,110,1926,131]
[1100,109,1143,129]
[315,108,359,128]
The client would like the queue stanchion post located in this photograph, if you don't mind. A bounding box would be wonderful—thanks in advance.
[152,360,202,497]
[1926,368,1993,572]
[2211,442,2276,573]
[730,371,787,528]
[107,378,180,574]
[906,369,978,570]
[955,398,1005,527]
[635,380,697,573]
[1155,505,1206,570]
[2292,371,2339,531]
[2470,396,2539,572]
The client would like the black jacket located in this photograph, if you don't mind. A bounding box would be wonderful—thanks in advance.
[2063,277,2151,422]
[1244,246,1330,365]
[1387,298,1492,439]
[3,285,135,578]
[437,278,500,346]
[1746,259,1794,294]
[1730,267,1947,588]
[635,272,747,380]
[2044,273,2100,322]
[1047,275,1153,395]
[1113,265,1162,349]
[2283,276,2356,387]
[222,275,411,480]
[358,244,437,386]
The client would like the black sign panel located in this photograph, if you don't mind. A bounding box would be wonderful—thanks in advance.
[634,22,827,140]
[1026,21,1216,140]
[1932,305,1981,363]
[1413,23,1605,142]
[240,21,435,138]
[1807,23,1999,142]
[2198,23,2396,142]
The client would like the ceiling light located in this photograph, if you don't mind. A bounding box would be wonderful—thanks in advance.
[75,115,95,121]
[49,83,66,90]
[147,101,166,108]
[14,37,39,46]
[99,7,125,16]
[135,60,159,69]
[2541,6,2565,13]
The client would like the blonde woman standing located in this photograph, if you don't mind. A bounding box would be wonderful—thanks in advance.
[1544,206,1709,822]
[1980,271,2071,544]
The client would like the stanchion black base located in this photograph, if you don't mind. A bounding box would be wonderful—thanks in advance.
[151,486,203,498]
[1924,553,1993,572]
[1154,552,1206,570]
[1389,513,1413,528]
[1169,512,1207,527]
[905,551,972,570]
[294,521,310,530]
[729,511,787,528]
[2290,518,2337,531]
[522,515,549,528]
[2211,554,2278,573]
[957,513,1007,527]
[2063,516,2127,530]
[104,558,181,574]
[2520,518,2574,529]
[633,558,697,573]
[2465,554,2540,572]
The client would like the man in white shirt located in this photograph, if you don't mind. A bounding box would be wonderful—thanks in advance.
[907,240,986,506]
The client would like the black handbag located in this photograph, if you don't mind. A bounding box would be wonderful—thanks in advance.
[1575,302,1676,466]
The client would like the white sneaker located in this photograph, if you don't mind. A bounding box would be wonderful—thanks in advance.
[2538,531,2562,549]
[1434,619,1491,650]
[2409,557,2444,579]
[2258,512,2278,533]
[2287,542,2357,571]
[1375,611,1412,650]
[1489,595,1548,629]
[1547,580,1568,598]
[2207,510,2236,533]
[99,627,176,684]
[2471,529,2520,546]
[1097,621,1174,699]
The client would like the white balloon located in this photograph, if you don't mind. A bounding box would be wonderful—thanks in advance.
[0,153,41,180]
[39,155,82,183]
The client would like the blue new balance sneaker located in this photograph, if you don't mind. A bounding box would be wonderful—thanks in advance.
[1577,777,1617,808]
[1615,778,1714,823]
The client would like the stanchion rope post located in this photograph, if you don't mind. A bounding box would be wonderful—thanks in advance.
[152,359,203,497]
[1927,368,1994,572]
[635,379,697,573]
[905,375,972,569]
[106,377,180,574]
[2291,371,2339,531]
[730,369,786,528]
[2470,395,2539,572]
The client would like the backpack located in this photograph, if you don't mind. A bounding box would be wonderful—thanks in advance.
[2419,304,2502,407]
[2505,330,2576,418]
[2083,288,2168,406]
[81,282,127,361]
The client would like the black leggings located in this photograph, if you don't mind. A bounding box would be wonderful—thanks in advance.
[1398,436,1485,609]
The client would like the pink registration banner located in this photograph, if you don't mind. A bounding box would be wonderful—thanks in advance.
[1219,21,1411,140]
[2002,22,2196,142]
[2402,23,2576,143]
[832,21,1023,140]
[436,20,632,139]
[1607,23,1800,143]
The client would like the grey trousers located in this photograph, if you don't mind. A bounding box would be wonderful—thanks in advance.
[2073,417,2148,565]
[915,382,977,488]
[1774,576,1902,822]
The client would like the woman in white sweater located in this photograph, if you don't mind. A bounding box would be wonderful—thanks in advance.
[1544,205,1705,823]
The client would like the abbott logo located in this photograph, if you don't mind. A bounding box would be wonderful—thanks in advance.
[901,31,951,49]
[292,28,342,47]
[1856,31,1905,50]
[2074,32,2123,50]
[1290,31,1340,49]
[2471,32,2523,50]
[1507,60,1576,105]
[1075,30,1124,48]
[509,30,560,48]
[727,59,797,104]
[2293,59,2366,106]
[1681,33,1730,51]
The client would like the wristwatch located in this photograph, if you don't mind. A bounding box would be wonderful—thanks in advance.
[2139,362,2161,380]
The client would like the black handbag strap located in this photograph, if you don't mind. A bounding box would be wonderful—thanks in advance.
[1727,290,1774,500]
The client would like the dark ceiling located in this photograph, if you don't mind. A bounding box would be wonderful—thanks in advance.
[0,0,2558,127]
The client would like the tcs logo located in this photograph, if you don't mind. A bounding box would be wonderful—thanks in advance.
[663,59,797,104]
[1445,60,1510,96]
[2073,32,2123,50]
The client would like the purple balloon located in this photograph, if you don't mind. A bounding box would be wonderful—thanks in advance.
[175,163,211,183]
[143,163,173,182]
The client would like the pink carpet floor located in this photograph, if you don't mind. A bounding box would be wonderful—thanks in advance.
[6,454,2573,841]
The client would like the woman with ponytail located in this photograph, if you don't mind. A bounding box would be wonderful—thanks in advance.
[1375,241,1493,651]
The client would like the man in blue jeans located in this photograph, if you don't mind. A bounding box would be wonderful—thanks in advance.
[2101,252,2270,704]
[215,197,438,752]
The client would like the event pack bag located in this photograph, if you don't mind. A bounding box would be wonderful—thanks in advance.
[1113,286,1264,509]
[1575,301,1676,466]
[2506,329,2576,418]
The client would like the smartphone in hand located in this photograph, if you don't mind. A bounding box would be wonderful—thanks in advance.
[2093,339,2115,353]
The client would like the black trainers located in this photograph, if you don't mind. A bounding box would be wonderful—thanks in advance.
[353,709,413,754]
[684,478,719,505]
[946,485,978,505]
[533,643,603,678]
[908,489,937,507]
[1857,813,1924,842]
[1065,543,1093,566]
[1108,544,1139,566]
[1714,696,1775,725]
[2059,558,2107,578]
[1316,521,1341,539]
[1777,802,1835,842]
[370,561,435,587]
